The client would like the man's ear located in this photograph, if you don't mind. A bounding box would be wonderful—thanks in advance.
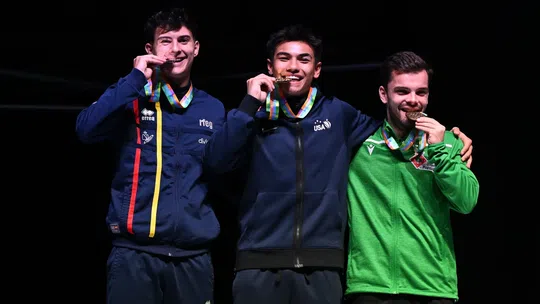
[267,58,274,75]
[193,40,200,57]
[313,61,322,79]
[145,43,153,54]
[379,86,388,104]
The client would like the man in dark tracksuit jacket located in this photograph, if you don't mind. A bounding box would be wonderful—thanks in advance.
[76,8,224,304]
[204,24,382,304]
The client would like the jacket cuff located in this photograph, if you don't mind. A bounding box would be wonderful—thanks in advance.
[238,94,263,116]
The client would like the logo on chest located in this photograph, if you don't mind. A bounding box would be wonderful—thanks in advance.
[199,119,213,130]
[141,108,155,121]
[314,119,331,132]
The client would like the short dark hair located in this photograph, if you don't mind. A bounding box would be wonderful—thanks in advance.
[144,8,198,43]
[266,24,323,62]
[380,51,433,88]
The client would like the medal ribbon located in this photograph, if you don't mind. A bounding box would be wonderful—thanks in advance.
[381,127,427,152]
[144,68,193,108]
[265,85,317,120]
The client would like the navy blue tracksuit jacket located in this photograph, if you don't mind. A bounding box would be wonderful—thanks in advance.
[76,68,225,257]
[204,92,381,270]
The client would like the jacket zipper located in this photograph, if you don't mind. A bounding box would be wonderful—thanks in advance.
[294,121,304,268]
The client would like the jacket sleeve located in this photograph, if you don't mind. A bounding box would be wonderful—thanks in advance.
[203,94,261,174]
[75,68,148,143]
[426,132,480,214]
[343,101,382,149]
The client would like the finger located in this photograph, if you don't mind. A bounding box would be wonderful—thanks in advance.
[466,155,472,168]
[253,74,273,80]
[259,78,276,92]
[461,145,472,161]
[147,57,167,65]
[451,126,461,136]
[256,75,277,86]
[416,117,441,127]
[414,121,442,132]
[457,132,472,154]
[413,125,429,133]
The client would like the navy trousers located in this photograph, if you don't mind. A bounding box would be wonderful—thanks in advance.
[107,246,213,304]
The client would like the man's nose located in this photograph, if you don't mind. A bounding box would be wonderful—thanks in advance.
[287,59,299,72]
[408,93,418,103]
[171,41,180,53]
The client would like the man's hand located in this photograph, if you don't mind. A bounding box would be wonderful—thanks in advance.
[133,55,166,80]
[415,117,445,145]
[451,127,473,168]
[246,74,276,103]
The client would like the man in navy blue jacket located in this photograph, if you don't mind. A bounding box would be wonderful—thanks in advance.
[204,24,472,304]
[76,8,224,304]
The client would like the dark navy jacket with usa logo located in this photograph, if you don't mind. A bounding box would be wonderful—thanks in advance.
[203,92,382,270]
[76,68,225,257]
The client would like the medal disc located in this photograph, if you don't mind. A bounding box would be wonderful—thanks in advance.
[406,112,426,121]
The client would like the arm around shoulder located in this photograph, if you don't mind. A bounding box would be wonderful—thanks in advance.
[342,100,382,148]
[428,133,480,214]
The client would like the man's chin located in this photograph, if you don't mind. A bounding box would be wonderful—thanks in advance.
[161,69,187,80]
[285,88,310,97]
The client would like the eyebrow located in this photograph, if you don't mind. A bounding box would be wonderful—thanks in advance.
[158,35,191,40]
[276,52,312,58]
[394,86,429,91]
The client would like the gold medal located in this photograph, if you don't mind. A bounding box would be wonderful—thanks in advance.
[274,71,298,83]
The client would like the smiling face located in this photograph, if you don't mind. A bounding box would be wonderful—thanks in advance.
[379,70,430,133]
[267,41,321,97]
[145,26,199,86]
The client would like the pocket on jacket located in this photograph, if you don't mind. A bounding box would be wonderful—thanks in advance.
[181,127,213,157]
[301,191,343,248]
[242,192,296,248]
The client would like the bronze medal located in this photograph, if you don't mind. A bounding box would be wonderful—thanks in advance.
[406,111,427,121]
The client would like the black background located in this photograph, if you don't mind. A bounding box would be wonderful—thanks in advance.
[3,2,517,303]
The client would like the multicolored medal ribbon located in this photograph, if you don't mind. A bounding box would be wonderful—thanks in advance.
[143,68,193,108]
[265,85,317,120]
[382,127,427,152]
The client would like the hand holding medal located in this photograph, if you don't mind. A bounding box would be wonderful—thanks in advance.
[133,54,167,80]
[407,112,445,145]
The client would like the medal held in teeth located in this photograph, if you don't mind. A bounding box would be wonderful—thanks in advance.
[275,72,298,83]
[275,75,292,83]
[406,111,427,121]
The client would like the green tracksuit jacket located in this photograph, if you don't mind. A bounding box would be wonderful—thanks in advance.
[346,121,479,300]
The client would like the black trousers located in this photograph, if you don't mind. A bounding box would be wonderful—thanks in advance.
[346,293,455,304]
[233,269,343,304]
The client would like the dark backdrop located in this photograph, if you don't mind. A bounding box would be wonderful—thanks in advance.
[3,2,516,303]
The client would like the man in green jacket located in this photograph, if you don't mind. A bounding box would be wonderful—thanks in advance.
[345,51,480,304]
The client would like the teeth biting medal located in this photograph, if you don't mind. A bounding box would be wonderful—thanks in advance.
[406,111,427,121]
[275,72,299,83]
[165,59,182,64]
[275,72,290,83]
